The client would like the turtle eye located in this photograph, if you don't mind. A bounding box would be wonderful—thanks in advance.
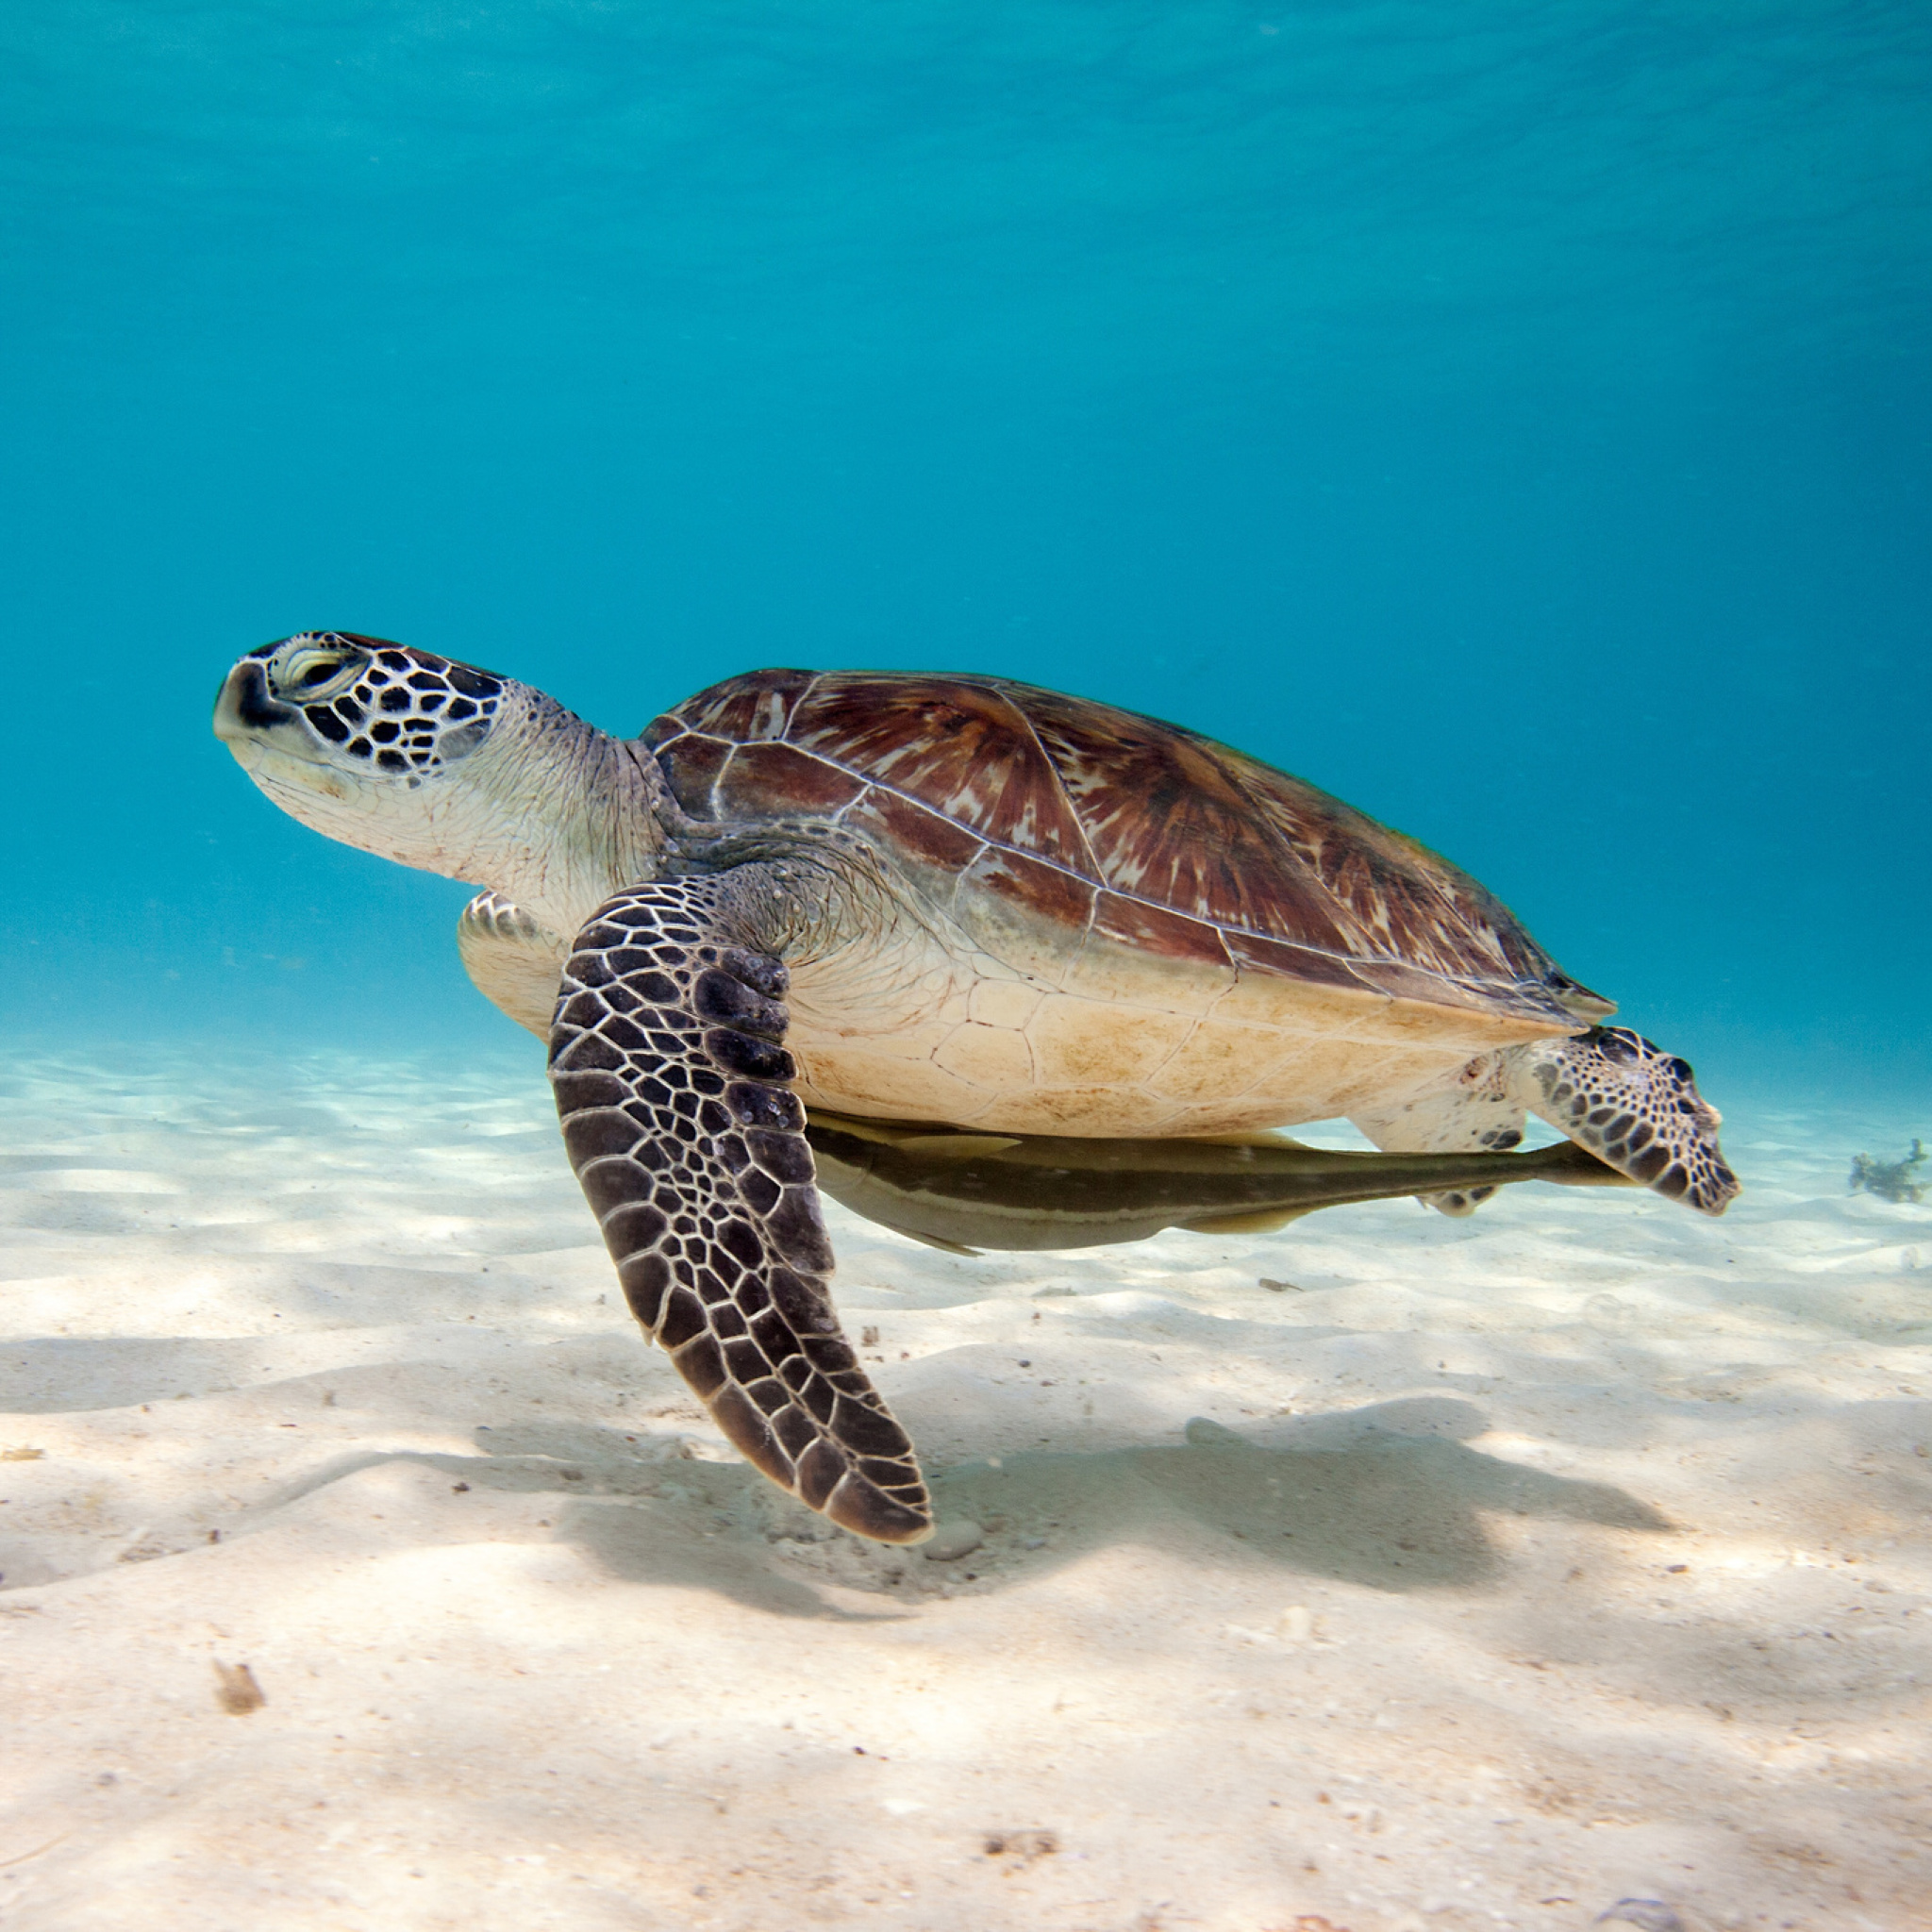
[272,641,365,703]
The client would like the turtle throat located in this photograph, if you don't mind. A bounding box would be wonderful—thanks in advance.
[402,685,673,942]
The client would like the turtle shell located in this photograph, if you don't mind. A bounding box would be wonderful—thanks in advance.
[641,670,1607,1027]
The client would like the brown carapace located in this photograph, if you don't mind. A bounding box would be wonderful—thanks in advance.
[645,669,1609,1028]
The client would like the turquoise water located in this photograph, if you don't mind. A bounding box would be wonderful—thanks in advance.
[3,2,1927,1100]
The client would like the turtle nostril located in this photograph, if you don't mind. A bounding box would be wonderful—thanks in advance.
[214,660,296,740]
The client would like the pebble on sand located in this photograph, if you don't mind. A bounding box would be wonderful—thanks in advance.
[923,1520,985,1562]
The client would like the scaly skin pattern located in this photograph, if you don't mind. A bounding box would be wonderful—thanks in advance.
[1511,1026,1739,1215]
[548,873,932,1543]
[231,633,508,776]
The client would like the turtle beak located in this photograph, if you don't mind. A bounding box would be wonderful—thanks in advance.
[213,658,297,746]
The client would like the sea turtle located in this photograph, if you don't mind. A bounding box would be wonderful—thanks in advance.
[214,633,1738,1542]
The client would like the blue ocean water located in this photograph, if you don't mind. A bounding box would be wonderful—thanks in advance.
[3,1,1927,1102]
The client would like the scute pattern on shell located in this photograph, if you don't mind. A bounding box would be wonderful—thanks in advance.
[549,874,932,1543]
[644,671,1589,1023]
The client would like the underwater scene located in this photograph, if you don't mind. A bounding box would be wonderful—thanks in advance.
[2,4,1928,1928]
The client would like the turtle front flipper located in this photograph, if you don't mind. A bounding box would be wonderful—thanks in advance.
[1507,1026,1740,1216]
[549,877,932,1544]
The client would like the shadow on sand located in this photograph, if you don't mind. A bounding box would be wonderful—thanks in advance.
[245,1394,1669,1616]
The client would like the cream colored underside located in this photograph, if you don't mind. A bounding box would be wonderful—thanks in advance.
[783,921,1559,1138]
[459,877,1568,1140]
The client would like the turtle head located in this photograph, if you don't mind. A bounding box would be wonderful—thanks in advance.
[215,633,653,936]
[215,632,511,784]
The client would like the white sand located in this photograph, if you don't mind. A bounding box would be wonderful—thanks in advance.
[2,1041,1927,1931]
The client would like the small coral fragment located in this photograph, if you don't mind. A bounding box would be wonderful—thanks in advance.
[1850,1138,1927,1204]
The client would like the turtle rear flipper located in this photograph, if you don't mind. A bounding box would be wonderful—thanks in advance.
[1508,1026,1740,1216]
[549,875,932,1544]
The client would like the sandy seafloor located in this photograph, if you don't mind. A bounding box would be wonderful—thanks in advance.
[1,1041,1927,1932]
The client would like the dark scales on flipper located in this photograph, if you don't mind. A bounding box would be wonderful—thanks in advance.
[548,876,932,1544]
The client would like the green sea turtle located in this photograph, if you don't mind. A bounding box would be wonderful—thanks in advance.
[214,632,1738,1542]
